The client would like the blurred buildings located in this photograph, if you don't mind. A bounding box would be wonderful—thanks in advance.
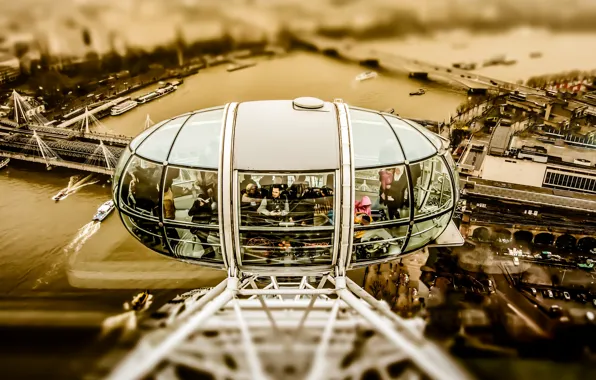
[0,54,20,84]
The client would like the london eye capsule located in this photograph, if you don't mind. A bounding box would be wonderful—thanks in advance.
[112,98,462,274]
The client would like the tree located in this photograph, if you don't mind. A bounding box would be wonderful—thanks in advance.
[369,279,384,299]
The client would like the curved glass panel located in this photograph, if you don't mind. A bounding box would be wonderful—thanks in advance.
[166,227,223,264]
[238,173,334,228]
[411,156,454,218]
[350,109,405,167]
[384,115,437,161]
[354,165,410,225]
[351,224,408,263]
[129,119,170,151]
[112,147,132,201]
[168,109,225,168]
[163,167,218,225]
[409,159,432,217]
[118,155,163,219]
[443,153,460,202]
[135,116,189,162]
[237,172,334,267]
[406,213,451,252]
[406,120,444,151]
[240,231,333,266]
[121,213,168,254]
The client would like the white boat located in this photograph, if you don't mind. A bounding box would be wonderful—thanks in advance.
[110,100,138,116]
[355,71,378,81]
[52,189,70,202]
[135,84,177,104]
[0,158,9,170]
[227,62,256,72]
[92,200,115,222]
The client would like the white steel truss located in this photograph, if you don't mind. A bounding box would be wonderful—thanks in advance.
[102,274,471,380]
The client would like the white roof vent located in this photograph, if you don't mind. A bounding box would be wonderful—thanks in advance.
[293,97,325,110]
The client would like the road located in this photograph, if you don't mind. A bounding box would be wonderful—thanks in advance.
[492,269,552,339]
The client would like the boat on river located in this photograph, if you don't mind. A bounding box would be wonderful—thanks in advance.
[110,100,138,116]
[136,84,177,104]
[0,158,9,170]
[355,71,378,81]
[227,62,256,72]
[92,200,115,222]
[52,189,70,202]
[409,88,426,96]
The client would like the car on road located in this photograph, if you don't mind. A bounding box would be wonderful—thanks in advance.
[546,289,554,298]
[563,291,571,300]
[592,299,596,307]
[549,305,563,317]
[530,288,537,297]
[513,257,520,266]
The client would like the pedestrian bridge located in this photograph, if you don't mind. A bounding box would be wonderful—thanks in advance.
[0,130,120,175]
[0,151,114,175]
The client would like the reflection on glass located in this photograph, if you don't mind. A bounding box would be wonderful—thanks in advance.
[406,120,444,150]
[384,115,436,161]
[407,213,451,251]
[350,109,405,167]
[167,228,223,263]
[238,173,334,227]
[163,167,218,225]
[121,214,167,254]
[412,157,453,217]
[444,153,460,196]
[352,224,408,262]
[113,147,132,200]
[240,231,333,265]
[354,165,410,223]
[135,116,189,162]
[168,109,225,168]
[129,120,169,151]
[119,156,163,218]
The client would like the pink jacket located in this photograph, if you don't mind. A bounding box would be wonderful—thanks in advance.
[355,196,372,216]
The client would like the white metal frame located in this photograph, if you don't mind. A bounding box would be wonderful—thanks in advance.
[105,275,472,380]
[104,100,469,380]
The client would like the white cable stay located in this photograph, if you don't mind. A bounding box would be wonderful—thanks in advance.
[101,275,472,380]
[75,108,112,135]
[84,140,119,170]
[144,114,154,130]
[21,131,60,166]
[12,91,50,127]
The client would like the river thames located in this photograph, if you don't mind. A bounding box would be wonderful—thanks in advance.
[0,52,465,298]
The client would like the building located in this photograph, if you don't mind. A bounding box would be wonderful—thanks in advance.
[488,122,513,156]
[0,53,20,84]
[105,98,468,380]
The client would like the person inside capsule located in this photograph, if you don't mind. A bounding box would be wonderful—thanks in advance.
[257,184,290,223]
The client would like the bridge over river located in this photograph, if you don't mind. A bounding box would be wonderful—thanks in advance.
[0,130,125,175]
[292,33,544,95]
